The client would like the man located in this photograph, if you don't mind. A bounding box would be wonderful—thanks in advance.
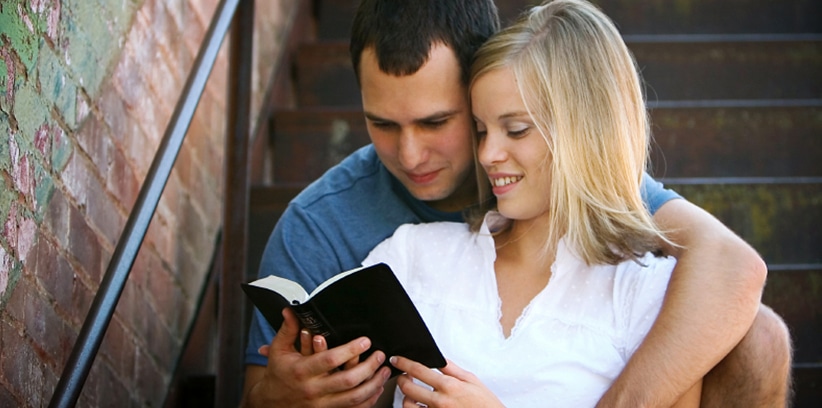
[241,1,792,407]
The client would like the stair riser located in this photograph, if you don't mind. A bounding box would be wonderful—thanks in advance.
[270,107,821,181]
[763,268,822,363]
[667,183,822,265]
[295,41,822,107]
[650,106,822,178]
[316,0,822,39]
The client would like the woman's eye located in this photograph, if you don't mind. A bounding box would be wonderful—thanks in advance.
[508,127,529,137]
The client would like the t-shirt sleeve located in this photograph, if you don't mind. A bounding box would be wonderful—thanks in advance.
[244,203,347,366]
[641,172,682,215]
[616,255,677,359]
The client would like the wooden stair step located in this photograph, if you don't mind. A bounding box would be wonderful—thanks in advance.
[246,184,305,280]
[270,109,369,183]
[649,102,822,178]
[314,0,822,40]
[762,265,822,363]
[792,364,822,408]
[665,180,822,264]
[269,105,821,182]
[293,38,822,107]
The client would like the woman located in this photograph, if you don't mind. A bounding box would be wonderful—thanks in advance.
[361,0,703,406]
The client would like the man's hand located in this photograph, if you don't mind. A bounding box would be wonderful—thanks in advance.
[390,356,505,408]
[242,308,392,408]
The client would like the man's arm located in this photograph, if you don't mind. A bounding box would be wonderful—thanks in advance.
[597,198,767,407]
[241,200,392,407]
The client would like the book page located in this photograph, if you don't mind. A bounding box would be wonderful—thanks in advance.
[249,275,309,304]
[308,264,368,298]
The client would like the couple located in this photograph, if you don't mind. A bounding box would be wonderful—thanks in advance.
[243,0,792,407]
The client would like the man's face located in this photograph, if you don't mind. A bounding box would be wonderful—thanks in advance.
[359,44,476,212]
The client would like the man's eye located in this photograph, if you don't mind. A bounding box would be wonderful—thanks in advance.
[372,122,396,130]
[422,120,447,129]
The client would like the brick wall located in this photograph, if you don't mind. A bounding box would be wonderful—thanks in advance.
[0,0,297,406]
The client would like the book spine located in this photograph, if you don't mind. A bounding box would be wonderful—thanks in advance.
[292,304,338,343]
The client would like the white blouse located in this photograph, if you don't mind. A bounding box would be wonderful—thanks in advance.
[362,213,676,408]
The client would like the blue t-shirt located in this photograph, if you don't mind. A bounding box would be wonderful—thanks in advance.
[244,144,680,366]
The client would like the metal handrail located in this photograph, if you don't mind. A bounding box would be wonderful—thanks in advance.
[48,0,249,406]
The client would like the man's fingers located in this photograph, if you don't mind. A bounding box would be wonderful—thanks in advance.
[271,308,301,354]
[313,334,328,353]
[300,329,312,356]
[303,336,371,375]
[318,348,388,394]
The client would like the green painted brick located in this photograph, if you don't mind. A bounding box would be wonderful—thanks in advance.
[0,112,9,173]
[37,47,78,129]
[51,127,71,172]
[11,83,49,142]
[0,2,42,74]
[33,161,54,217]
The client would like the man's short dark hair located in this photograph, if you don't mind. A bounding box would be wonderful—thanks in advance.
[350,0,500,86]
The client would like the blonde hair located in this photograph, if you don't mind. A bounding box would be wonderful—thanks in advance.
[467,0,672,265]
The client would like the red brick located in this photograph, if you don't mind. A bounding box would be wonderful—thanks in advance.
[62,152,91,210]
[179,196,211,262]
[99,318,136,381]
[32,237,70,311]
[107,142,140,212]
[21,284,69,370]
[117,278,148,337]
[44,179,70,247]
[69,277,94,329]
[146,211,175,268]
[93,361,132,407]
[68,204,103,284]
[175,3,202,72]
[0,382,23,408]
[134,347,168,407]
[75,114,113,177]
[2,201,37,265]
[3,277,27,328]
[0,317,50,406]
[145,258,182,332]
[97,83,131,148]
[176,243,205,300]
[84,172,125,248]
[145,308,179,369]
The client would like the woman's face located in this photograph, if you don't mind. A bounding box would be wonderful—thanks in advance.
[472,67,553,222]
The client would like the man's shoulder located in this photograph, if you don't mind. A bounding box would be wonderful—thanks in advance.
[293,145,387,208]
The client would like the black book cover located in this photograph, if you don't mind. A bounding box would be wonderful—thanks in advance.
[242,262,446,376]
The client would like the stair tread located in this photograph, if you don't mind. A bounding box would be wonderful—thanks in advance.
[293,40,822,106]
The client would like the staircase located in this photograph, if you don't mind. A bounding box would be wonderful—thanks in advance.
[247,0,822,406]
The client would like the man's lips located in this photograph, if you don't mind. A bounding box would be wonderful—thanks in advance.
[406,170,440,184]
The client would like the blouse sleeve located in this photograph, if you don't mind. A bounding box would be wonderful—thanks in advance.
[618,254,677,359]
[361,223,415,285]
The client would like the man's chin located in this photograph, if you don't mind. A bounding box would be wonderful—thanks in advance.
[405,185,451,203]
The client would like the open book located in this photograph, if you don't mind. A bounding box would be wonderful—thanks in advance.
[242,262,446,376]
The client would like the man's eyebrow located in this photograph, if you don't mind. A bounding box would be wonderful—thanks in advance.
[363,110,462,124]
[363,112,391,123]
[416,110,461,123]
